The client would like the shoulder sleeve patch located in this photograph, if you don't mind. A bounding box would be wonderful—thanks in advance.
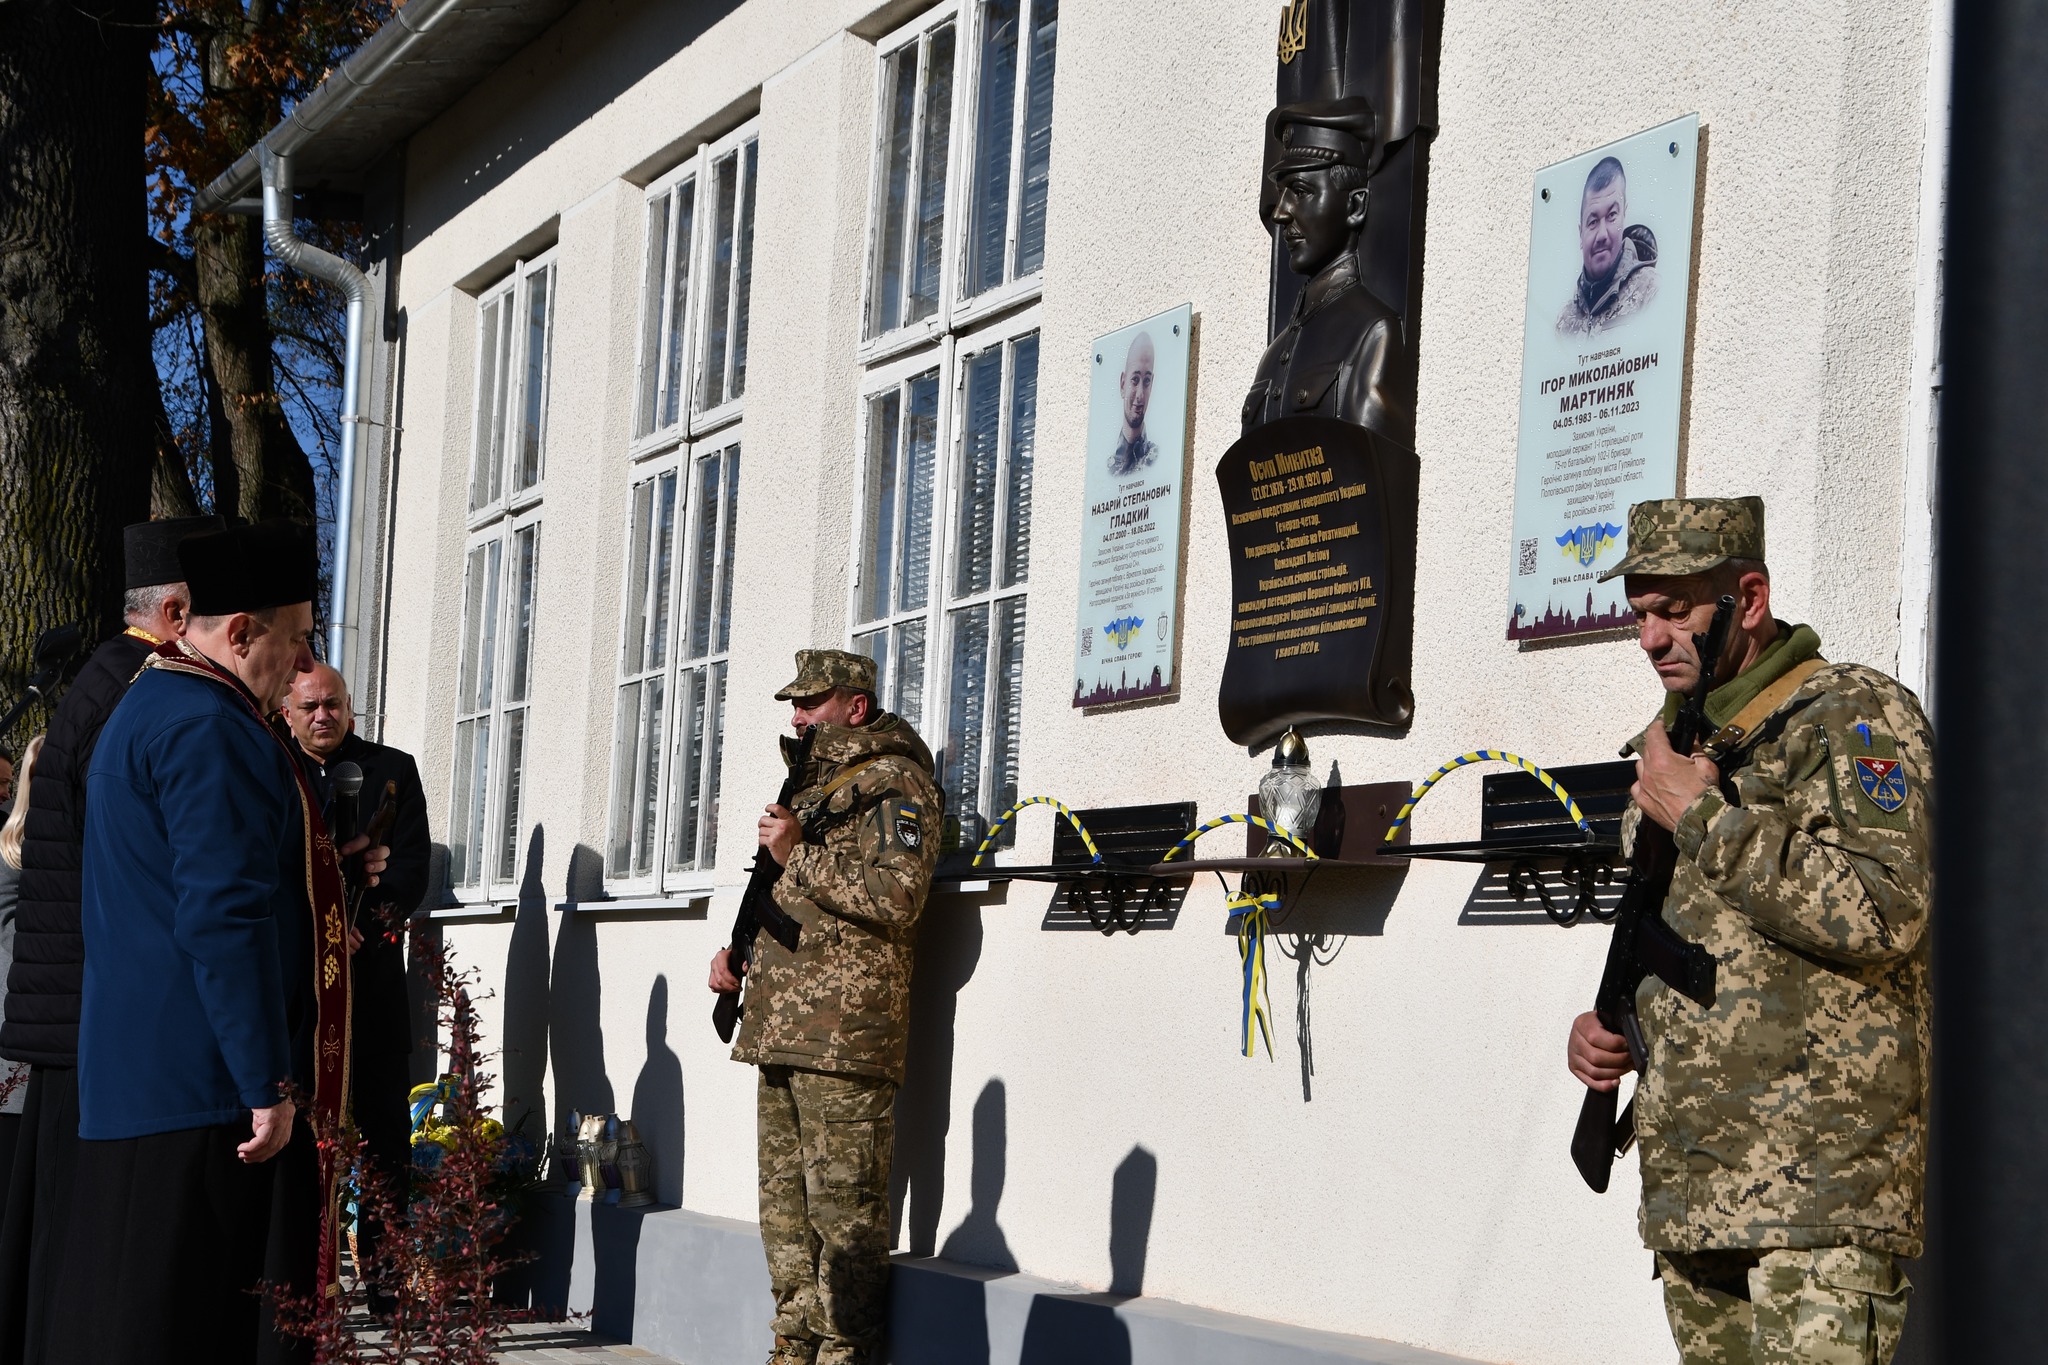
[1826,722,1913,831]
[874,797,926,855]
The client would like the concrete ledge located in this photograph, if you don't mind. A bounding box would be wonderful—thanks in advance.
[505,1193,1493,1365]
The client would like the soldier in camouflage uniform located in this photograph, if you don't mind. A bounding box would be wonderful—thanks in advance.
[707,650,942,1365]
[1567,498,1931,1365]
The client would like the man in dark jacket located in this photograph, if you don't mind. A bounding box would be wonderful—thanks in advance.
[0,514,220,1365]
[282,662,429,1305]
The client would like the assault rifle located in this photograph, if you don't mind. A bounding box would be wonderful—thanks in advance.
[711,725,813,1042]
[1570,594,1734,1193]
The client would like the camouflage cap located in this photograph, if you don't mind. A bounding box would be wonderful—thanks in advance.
[1597,496,1766,582]
[773,648,877,701]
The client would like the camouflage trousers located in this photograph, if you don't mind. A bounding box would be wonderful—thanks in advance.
[757,1065,897,1365]
[1657,1247,1910,1365]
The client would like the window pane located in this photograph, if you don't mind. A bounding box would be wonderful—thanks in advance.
[966,0,1020,297]
[455,714,490,888]
[647,471,679,670]
[606,680,644,875]
[686,452,722,660]
[471,296,511,511]
[943,603,991,824]
[451,717,478,887]
[622,481,654,674]
[475,538,503,711]
[901,372,940,611]
[670,667,708,871]
[910,24,956,322]
[854,627,890,705]
[496,706,528,882]
[1014,0,1058,276]
[504,525,539,705]
[1001,334,1039,587]
[713,446,741,654]
[699,152,739,411]
[700,661,728,870]
[731,140,758,399]
[517,265,553,490]
[990,596,1026,818]
[872,43,919,337]
[860,390,902,624]
[635,674,665,877]
[954,348,1003,597]
[662,182,697,429]
[458,544,488,711]
[635,196,671,436]
[895,617,927,730]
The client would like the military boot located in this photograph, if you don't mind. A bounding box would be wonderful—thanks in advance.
[768,1334,818,1365]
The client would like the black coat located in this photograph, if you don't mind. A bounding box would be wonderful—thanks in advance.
[1,631,153,1067]
[290,731,430,1057]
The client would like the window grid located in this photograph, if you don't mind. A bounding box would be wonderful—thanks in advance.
[859,0,1058,363]
[604,443,743,890]
[630,123,761,457]
[468,254,557,522]
[849,319,1039,851]
[449,510,543,898]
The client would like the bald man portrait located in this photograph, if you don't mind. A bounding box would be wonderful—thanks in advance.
[280,664,429,1312]
[1108,332,1159,478]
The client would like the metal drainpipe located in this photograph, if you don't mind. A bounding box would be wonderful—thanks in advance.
[260,145,368,670]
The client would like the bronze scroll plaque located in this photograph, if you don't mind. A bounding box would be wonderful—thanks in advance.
[1215,415,1416,746]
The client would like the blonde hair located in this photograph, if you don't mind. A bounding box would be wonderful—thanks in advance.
[1,735,45,871]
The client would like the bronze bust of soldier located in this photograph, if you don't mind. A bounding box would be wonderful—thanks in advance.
[1242,95,1416,450]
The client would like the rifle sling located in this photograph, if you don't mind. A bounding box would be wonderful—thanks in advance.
[1701,657,1828,761]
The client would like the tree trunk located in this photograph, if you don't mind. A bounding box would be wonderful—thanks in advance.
[0,0,156,704]
[194,211,316,523]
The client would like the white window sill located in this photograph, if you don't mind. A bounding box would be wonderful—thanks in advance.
[558,890,716,916]
[424,900,517,921]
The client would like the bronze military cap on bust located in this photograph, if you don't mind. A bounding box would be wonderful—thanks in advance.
[1598,496,1766,581]
[774,649,877,701]
[1267,96,1380,178]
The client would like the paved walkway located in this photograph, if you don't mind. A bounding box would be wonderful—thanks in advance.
[491,1318,678,1362]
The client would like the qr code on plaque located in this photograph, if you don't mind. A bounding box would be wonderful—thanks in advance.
[1517,537,1539,576]
[1079,627,1093,656]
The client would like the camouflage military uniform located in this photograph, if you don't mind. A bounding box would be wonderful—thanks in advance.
[732,652,942,1365]
[1603,500,1932,1365]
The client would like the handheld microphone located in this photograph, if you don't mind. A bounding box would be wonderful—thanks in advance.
[330,761,364,850]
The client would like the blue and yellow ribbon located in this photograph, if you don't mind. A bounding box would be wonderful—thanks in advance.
[1381,749,1591,844]
[1230,889,1280,1059]
[1160,811,1318,863]
[971,796,1102,868]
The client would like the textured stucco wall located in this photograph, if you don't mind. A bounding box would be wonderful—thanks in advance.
[374,2,1941,1361]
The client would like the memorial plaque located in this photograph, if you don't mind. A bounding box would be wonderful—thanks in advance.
[1506,115,1699,640]
[1073,305,1192,708]
[1216,415,1416,746]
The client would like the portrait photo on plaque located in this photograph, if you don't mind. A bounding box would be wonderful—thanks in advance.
[1073,303,1192,707]
[1507,114,1699,641]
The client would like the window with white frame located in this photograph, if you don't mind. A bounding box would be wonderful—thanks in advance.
[854,4,1054,851]
[606,443,741,882]
[864,0,1058,349]
[852,321,1038,849]
[604,121,759,890]
[451,253,555,899]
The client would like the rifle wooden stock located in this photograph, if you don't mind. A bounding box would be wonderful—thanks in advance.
[712,727,815,1043]
[1573,596,1734,1193]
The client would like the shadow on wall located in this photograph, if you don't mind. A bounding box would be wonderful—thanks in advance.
[938,1080,1016,1273]
[892,895,987,1255]
[502,824,552,1145]
[630,974,685,1205]
[1014,1146,1155,1365]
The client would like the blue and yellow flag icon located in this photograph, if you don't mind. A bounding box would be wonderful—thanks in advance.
[1556,522,1625,568]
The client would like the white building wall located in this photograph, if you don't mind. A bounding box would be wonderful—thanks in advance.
[375,2,1943,1361]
